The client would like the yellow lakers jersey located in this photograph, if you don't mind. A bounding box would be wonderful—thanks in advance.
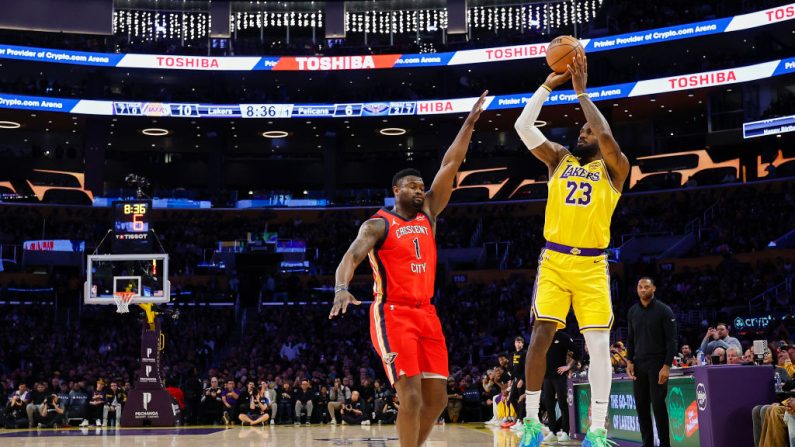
[543,155,621,249]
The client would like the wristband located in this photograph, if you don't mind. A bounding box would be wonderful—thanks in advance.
[577,92,589,98]
[334,284,349,294]
[540,84,552,93]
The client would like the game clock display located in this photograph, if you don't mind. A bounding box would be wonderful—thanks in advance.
[115,201,150,233]
[113,200,152,253]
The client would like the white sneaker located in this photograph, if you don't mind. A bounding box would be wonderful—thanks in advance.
[330,419,337,425]
[361,420,371,426]
[80,420,89,427]
[510,420,524,432]
[556,431,570,442]
[269,419,275,425]
[543,431,558,444]
[485,418,500,426]
[95,419,101,427]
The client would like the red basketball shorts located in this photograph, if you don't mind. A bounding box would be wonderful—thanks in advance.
[369,302,449,385]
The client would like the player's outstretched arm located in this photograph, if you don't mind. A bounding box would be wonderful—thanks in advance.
[329,218,386,319]
[424,91,488,220]
[568,52,630,190]
[514,71,571,173]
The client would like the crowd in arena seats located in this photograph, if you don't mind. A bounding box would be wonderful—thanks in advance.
[0,0,768,58]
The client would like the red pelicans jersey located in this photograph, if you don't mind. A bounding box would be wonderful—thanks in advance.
[368,208,437,306]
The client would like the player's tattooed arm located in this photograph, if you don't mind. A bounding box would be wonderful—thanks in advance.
[569,52,629,190]
[425,91,488,220]
[329,218,385,318]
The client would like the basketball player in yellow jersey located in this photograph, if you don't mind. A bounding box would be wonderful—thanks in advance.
[513,52,630,447]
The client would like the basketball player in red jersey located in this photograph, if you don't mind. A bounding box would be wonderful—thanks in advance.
[329,92,487,446]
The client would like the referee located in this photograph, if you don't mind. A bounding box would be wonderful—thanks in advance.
[626,277,677,447]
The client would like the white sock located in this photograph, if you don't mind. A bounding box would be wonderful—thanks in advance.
[584,330,612,432]
[492,398,499,419]
[524,390,541,422]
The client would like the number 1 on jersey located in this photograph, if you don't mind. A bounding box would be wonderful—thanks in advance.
[412,238,422,260]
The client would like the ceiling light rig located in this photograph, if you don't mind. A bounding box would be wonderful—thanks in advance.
[262,130,289,138]
[142,128,169,136]
[380,128,407,136]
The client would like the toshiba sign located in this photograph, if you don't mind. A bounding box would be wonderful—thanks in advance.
[667,70,737,89]
[155,56,220,69]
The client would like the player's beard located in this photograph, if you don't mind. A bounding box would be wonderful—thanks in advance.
[571,142,599,159]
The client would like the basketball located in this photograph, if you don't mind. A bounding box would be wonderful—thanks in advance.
[546,35,583,74]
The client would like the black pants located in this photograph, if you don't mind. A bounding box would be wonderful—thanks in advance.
[632,357,670,447]
[542,375,569,433]
[509,379,526,420]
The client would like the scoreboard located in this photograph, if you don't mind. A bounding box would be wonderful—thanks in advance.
[113,200,152,253]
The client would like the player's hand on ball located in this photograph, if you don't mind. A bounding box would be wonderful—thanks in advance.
[544,71,571,90]
[567,51,588,94]
[329,290,362,318]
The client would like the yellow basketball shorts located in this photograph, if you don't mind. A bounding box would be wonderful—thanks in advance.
[531,248,614,332]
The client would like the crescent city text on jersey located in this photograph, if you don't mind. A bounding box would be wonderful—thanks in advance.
[559,165,602,182]
[394,225,430,239]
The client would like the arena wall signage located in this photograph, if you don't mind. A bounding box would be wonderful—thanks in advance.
[23,240,85,252]
[0,4,791,71]
[743,115,795,139]
[0,56,792,118]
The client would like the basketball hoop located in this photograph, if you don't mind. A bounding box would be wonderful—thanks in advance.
[113,291,136,314]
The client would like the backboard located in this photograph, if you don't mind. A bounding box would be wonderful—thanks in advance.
[84,253,170,305]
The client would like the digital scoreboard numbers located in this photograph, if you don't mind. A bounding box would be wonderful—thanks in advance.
[113,200,152,253]
[241,104,294,118]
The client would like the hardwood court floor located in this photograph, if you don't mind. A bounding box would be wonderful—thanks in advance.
[0,423,584,446]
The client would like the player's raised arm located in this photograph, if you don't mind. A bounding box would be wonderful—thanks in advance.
[424,91,488,220]
[568,52,630,190]
[329,218,386,319]
[514,71,571,172]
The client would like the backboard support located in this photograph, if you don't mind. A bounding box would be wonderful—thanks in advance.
[84,253,170,305]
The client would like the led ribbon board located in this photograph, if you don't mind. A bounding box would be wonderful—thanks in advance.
[0,57,793,118]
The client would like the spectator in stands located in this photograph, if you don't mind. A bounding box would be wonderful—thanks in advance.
[727,347,743,365]
[380,394,399,424]
[165,377,185,422]
[5,383,30,428]
[743,349,755,364]
[238,382,270,426]
[277,381,295,424]
[103,381,126,426]
[314,385,330,424]
[372,379,389,423]
[200,377,224,425]
[34,393,65,428]
[543,330,578,443]
[68,382,88,427]
[26,382,49,428]
[265,381,278,425]
[328,377,351,425]
[700,323,743,356]
[446,377,464,423]
[238,381,256,409]
[679,344,697,367]
[293,379,314,425]
[341,390,367,425]
[711,347,727,365]
[611,341,629,373]
[778,350,795,378]
[221,379,240,425]
[356,378,375,417]
[509,336,527,422]
[87,380,106,426]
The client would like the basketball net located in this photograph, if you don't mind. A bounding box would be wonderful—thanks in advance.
[113,291,136,314]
